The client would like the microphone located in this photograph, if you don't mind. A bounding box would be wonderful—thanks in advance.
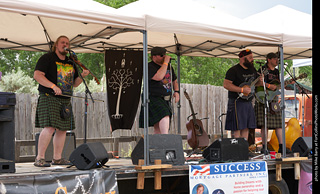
[169,58,176,61]
[64,47,72,52]
[65,48,78,61]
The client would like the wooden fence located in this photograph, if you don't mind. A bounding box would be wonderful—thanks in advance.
[14,83,228,161]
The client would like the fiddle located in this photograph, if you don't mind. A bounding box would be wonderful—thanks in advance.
[69,51,100,85]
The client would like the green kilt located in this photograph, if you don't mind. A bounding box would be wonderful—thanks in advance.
[255,100,282,129]
[139,96,172,127]
[35,93,75,131]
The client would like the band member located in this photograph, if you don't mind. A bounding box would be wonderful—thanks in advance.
[34,35,89,167]
[139,47,180,134]
[255,52,283,153]
[223,49,259,139]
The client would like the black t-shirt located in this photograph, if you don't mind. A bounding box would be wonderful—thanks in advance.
[148,61,177,96]
[225,63,257,99]
[35,52,79,97]
[259,64,280,84]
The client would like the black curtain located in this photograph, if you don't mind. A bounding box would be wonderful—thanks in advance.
[105,50,143,131]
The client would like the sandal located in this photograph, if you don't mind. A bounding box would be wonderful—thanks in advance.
[52,158,72,165]
[34,158,51,167]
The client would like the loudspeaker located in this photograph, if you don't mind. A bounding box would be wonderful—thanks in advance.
[131,134,185,165]
[69,142,109,170]
[35,131,76,162]
[291,137,312,157]
[0,92,16,173]
[203,138,249,162]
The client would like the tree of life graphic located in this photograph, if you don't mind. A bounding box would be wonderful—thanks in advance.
[108,68,134,119]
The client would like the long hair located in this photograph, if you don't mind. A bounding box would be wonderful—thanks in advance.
[51,35,69,52]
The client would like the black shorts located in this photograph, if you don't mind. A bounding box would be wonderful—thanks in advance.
[225,98,256,131]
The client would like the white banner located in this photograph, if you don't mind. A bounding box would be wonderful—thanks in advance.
[189,161,268,194]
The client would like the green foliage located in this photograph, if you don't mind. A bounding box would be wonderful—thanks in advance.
[95,0,137,8]
[0,50,44,78]
[174,56,237,85]
[74,74,107,93]
[0,67,38,94]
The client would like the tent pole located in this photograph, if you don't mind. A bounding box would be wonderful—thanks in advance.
[173,35,182,134]
[279,44,286,158]
[142,30,149,166]
[293,67,298,119]
[177,54,181,134]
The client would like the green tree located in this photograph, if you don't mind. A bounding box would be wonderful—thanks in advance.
[0,50,44,77]
[95,0,137,8]
[0,67,38,93]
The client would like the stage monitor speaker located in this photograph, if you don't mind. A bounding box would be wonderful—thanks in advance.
[131,134,185,165]
[291,137,312,157]
[69,142,109,170]
[203,138,248,162]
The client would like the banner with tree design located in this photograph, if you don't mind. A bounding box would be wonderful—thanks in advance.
[105,50,143,131]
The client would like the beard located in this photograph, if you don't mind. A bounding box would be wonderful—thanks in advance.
[243,58,254,69]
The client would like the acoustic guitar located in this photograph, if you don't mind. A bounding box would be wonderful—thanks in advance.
[184,89,209,150]
[238,68,269,100]
[255,73,307,104]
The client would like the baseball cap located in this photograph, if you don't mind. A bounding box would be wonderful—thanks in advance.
[238,49,252,58]
[151,47,166,56]
[266,52,278,60]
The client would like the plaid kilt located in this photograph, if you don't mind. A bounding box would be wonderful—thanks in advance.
[35,93,75,131]
[139,96,172,127]
[255,100,282,129]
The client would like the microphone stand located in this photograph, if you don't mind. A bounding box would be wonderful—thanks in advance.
[68,53,95,144]
[261,66,270,158]
[283,66,310,99]
[283,66,310,137]
[252,65,270,160]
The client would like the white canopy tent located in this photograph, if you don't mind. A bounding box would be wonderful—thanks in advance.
[293,58,312,68]
[0,0,312,160]
[0,0,145,52]
[243,5,312,59]
[118,0,283,59]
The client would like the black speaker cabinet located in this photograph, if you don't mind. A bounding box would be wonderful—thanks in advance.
[291,137,312,157]
[203,138,249,162]
[35,131,76,162]
[131,134,185,165]
[0,92,16,173]
[69,142,109,170]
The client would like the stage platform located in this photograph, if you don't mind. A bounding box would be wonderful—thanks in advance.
[0,156,309,194]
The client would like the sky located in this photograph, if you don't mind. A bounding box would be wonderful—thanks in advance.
[193,0,312,18]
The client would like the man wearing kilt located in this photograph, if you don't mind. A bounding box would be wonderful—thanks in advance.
[139,47,180,134]
[33,35,89,167]
[223,49,261,140]
[255,52,283,154]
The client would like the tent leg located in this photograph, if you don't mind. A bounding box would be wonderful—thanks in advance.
[279,44,286,158]
[142,30,149,166]
[177,55,181,134]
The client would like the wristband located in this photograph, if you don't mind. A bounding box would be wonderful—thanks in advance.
[241,88,243,93]
[51,84,56,89]
[174,91,180,94]
[163,63,168,66]
[267,83,270,89]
